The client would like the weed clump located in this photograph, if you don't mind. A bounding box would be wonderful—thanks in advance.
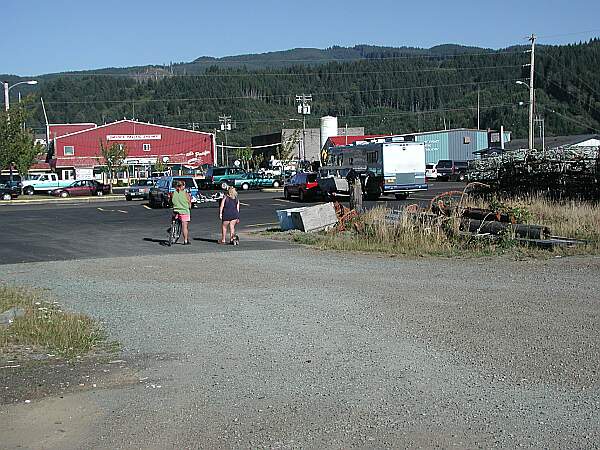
[0,285,108,358]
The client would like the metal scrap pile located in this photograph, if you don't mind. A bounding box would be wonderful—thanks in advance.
[468,146,600,197]
[392,184,587,249]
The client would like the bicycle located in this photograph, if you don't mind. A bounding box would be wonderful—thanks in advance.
[167,212,183,246]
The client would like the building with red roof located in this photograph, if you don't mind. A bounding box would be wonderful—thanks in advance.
[49,119,215,181]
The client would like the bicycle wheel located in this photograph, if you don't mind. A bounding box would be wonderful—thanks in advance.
[168,219,182,246]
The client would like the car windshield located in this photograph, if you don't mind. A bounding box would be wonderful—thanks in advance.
[134,179,153,186]
[174,178,196,189]
[306,173,317,182]
[211,168,226,176]
[436,160,452,168]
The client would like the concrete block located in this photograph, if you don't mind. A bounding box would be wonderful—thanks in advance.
[291,202,338,232]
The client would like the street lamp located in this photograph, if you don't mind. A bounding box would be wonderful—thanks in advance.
[3,80,38,111]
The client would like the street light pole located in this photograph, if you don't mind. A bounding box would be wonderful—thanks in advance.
[3,80,38,111]
[526,34,536,150]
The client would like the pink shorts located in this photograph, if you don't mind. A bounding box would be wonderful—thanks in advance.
[177,213,190,222]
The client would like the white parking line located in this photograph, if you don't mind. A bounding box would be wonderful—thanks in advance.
[143,205,151,210]
[117,210,128,214]
[245,222,278,228]
[239,202,250,206]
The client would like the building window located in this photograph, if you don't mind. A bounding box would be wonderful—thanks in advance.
[366,151,378,163]
[463,136,471,144]
[143,143,151,151]
[64,146,74,156]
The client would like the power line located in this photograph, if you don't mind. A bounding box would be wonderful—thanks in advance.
[142,102,522,129]
[539,49,600,99]
[45,64,524,78]
[538,105,600,134]
[44,78,526,105]
[536,29,600,40]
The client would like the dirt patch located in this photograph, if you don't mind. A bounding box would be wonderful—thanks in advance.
[0,352,140,405]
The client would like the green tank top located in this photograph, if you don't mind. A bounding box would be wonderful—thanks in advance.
[172,190,190,214]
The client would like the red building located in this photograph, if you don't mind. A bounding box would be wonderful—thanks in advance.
[50,120,215,180]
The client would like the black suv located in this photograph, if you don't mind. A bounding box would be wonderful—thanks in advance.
[436,160,468,181]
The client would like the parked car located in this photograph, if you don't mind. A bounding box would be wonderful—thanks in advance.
[0,174,22,194]
[284,172,320,201]
[124,178,156,201]
[51,179,110,198]
[425,163,438,180]
[0,182,20,200]
[148,176,199,208]
[436,160,469,181]
[234,172,282,190]
[199,167,247,190]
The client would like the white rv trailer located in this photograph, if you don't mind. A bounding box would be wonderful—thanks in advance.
[319,140,427,200]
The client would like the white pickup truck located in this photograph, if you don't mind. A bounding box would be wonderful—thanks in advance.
[22,173,75,195]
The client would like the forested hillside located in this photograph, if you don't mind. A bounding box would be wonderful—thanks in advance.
[11,40,600,146]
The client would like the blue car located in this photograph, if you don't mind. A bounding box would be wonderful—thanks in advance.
[148,176,199,208]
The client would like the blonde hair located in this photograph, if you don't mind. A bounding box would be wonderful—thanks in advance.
[227,186,238,199]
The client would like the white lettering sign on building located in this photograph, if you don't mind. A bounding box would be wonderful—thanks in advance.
[106,134,162,141]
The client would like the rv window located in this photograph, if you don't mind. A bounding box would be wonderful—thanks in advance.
[366,151,378,163]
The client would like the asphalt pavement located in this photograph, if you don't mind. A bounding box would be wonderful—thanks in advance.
[0,183,465,265]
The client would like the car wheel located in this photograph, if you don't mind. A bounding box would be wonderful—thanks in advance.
[299,189,306,202]
[126,195,132,201]
[241,183,250,191]
[60,191,69,198]
[272,180,280,188]
[458,173,466,182]
[24,186,34,196]
[284,188,291,200]
[220,182,229,190]
[2,193,11,201]
[395,193,409,200]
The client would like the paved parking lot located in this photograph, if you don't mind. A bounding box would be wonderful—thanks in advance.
[0,183,464,265]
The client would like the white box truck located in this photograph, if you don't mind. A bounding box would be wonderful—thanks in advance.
[319,140,427,200]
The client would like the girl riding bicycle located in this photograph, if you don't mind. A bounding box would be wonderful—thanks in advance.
[171,181,192,245]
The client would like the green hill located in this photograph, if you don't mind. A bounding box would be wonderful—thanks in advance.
[4,41,600,146]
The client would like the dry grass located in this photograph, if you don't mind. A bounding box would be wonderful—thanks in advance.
[286,195,600,258]
[0,285,109,358]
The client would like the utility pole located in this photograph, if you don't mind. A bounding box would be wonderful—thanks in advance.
[219,115,232,166]
[477,88,480,130]
[534,115,545,152]
[295,94,312,162]
[526,34,536,150]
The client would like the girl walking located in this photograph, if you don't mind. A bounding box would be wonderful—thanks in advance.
[219,186,240,244]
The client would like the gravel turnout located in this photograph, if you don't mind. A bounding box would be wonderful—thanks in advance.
[1,247,599,449]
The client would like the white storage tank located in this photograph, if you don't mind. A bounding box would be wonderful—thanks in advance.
[320,116,338,150]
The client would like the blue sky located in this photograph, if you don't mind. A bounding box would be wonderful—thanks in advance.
[2,0,600,75]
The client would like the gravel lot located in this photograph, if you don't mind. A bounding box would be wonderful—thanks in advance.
[1,244,599,449]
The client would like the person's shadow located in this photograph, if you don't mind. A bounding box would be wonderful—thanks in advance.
[143,237,170,247]
[193,237,219,244]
